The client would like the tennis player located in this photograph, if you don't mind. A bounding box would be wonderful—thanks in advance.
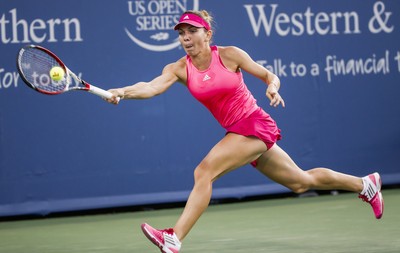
[106,10,384,253]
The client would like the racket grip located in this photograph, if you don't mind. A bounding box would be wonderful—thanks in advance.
[88,85,121,102]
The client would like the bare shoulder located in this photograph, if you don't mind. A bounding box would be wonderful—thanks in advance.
[217,46,250,72]
[163,56,187,83]
[218,46,267,77]
[163,56,186,72]
[218,46,249,60]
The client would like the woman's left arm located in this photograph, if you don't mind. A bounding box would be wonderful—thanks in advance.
[223,46,285,108]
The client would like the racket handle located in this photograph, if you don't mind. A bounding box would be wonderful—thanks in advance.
[88,85,121,102]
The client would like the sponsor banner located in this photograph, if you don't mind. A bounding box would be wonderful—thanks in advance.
[0,0,399,216]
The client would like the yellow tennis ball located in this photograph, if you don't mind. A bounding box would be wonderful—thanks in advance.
[49,66,65,81]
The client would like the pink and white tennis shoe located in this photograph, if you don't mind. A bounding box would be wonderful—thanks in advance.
[358,172,384,219]
[141,223,181,253]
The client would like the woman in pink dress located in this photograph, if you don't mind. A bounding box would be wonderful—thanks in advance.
[106,10,383,253]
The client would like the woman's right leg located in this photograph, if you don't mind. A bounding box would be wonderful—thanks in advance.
[173,133,268,241]
[141,133,268,253]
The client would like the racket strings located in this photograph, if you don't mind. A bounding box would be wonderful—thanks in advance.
[18,48,68,93]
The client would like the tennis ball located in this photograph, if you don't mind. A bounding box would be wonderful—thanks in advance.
[49,66,65,81]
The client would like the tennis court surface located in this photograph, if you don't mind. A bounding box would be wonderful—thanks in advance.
[0,189,399,253]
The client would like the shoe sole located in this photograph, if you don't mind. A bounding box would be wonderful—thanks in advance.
[376,191,384,219]
[141,224,165,253]
[374,173,384,219]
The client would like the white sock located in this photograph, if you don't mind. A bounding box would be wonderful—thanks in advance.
[360,176,369,195]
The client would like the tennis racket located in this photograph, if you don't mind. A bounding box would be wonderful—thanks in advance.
[17,45,117,100]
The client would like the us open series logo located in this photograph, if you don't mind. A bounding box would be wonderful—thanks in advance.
[125,0,199,52]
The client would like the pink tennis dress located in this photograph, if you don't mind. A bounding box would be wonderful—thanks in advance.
[186,46,281,166]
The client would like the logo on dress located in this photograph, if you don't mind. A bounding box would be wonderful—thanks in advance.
[202,74,211,81]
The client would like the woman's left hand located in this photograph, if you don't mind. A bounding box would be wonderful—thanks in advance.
[266,84,285,108]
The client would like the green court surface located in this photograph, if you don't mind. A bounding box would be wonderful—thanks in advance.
[0,189,399,253]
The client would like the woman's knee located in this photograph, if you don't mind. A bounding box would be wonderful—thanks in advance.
[287,171,314,194]
[193,161,215,184]
[193,167,206,182]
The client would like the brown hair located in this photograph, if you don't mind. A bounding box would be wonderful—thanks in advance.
[183,10,214,31]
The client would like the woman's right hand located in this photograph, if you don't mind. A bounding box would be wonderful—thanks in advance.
[105,88,124,105]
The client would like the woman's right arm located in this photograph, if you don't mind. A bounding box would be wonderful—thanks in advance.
[106,60,184,104]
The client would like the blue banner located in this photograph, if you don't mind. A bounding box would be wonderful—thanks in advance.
[0,0,399,217]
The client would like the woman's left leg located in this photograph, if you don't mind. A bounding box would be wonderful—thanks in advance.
[254,143,383,220]
[255,144,364,193]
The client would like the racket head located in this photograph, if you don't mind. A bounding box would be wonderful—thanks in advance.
[17,45,70,95]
